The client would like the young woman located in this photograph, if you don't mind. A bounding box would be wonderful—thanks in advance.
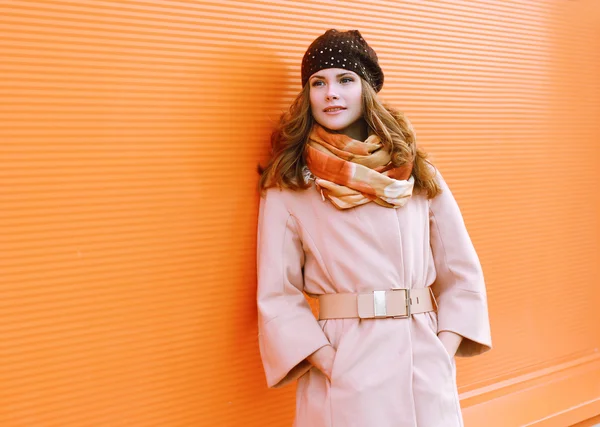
[256,29,492,427]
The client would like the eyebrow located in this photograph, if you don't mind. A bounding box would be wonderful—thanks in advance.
[310,72,355,80]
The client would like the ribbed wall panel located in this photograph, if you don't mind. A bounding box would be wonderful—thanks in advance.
[1,1,599,426]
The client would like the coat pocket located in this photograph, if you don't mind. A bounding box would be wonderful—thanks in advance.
[425,311,455,370]
[319,319,350,383]
[328,343,342,383]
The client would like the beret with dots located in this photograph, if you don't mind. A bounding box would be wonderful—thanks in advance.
[301,29,384,93]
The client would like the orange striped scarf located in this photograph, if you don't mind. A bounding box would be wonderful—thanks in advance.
[305,124,414,210]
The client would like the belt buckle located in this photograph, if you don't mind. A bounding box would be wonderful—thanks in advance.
[392,288,411,319]
[372,290,388,318]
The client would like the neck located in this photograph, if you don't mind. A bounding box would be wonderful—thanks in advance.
[336,118,369,141]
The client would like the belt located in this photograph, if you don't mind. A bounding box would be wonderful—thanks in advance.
[317,287,436,320]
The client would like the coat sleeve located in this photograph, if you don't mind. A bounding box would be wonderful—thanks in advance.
[256,188,330,388]
[429,170,492,357]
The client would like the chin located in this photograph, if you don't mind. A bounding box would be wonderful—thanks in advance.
[316,118,352,132]
[322,124,347,132]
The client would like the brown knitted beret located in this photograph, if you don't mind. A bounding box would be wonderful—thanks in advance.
[301,29,384,92]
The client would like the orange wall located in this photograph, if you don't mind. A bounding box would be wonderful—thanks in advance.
[1,1,599,426]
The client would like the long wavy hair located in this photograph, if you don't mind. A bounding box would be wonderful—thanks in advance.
[258,78,441,199]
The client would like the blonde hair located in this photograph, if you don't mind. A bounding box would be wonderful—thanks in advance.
[258,79,441,199]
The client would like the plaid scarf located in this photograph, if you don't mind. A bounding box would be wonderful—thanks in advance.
[305,124,414,210]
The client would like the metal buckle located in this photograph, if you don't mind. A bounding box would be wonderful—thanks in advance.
[373,290,387,318]
[392,288,411,319]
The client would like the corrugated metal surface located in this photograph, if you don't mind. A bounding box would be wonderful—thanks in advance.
[1,1,598,426]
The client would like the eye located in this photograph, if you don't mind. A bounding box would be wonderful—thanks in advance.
[340,77,354,84]
[311,80,324,87]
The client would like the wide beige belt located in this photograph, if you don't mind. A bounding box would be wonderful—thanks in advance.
[318,287,436,320]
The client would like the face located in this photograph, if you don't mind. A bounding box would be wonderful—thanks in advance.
[309,68,364,135]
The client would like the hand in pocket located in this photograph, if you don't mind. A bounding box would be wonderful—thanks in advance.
[437,331,462,358]
[307,344,337,380]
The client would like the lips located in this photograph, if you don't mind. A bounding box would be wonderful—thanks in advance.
[323,106,346,113]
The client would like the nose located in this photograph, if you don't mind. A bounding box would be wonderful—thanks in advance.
[325,87,339,101]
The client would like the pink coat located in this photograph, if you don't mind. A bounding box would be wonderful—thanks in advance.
[256,169,492,427]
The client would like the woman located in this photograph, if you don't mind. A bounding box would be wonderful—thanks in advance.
[256,29,492,427]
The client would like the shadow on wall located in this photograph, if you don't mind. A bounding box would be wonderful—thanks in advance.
[192,45,299,423]
[194,44,289,201]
